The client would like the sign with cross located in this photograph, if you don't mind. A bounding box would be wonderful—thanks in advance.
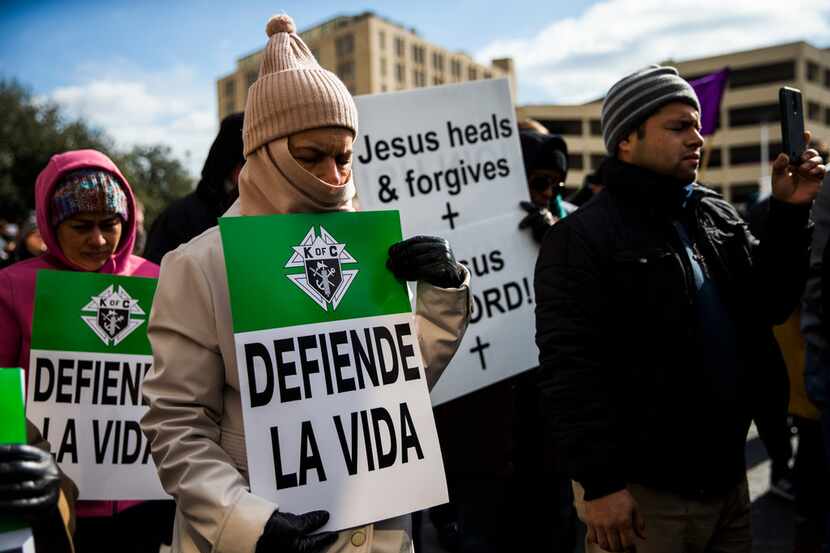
[219,210,448,532]
[354,79,541,406]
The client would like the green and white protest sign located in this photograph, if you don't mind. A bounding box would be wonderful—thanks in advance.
[354,79,540,405]
[0,368,35,553]
[25,270,167,500]
[220,210,447,532]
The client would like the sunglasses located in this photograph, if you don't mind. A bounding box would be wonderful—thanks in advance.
[529,174,565,195]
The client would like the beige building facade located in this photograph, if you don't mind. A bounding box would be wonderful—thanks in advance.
[518,41,830,208]
[217,11,516,121]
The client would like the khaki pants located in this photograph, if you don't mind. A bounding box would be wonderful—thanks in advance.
[572,479,751,553]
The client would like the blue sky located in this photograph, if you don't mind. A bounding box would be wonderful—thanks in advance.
[1,0,829,174]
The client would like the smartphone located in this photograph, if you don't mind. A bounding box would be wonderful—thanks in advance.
[779,87,806,165]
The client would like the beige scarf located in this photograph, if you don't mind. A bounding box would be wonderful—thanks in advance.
[238,137,356,215]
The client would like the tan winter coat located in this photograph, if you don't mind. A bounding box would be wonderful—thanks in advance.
[141,204,471,553]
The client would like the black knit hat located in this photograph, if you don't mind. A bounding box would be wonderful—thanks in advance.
[601,65,700,155]
[519,131,569,178]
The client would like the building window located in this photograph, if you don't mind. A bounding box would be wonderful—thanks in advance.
[395,63,404,83]
[413,70,425,87]
[378,31,386,50]
[395,37,405,58]
[825,69,830,89]
[335,34,354,57]
[729,142,783,165]
[412,45,425,65]
[808,101,821,121]
[807,61,820,82]
[224,79,235,97]
[451,59,461,78]
[825,107,830,127]
[539,119,583,136]
[337,62,354,81]
[468,66,478,80]
[728,103,779,127]
[701,147,722,168]
[568,154,584,170]
[433,76,444,86]
[729,61,795,89]
[246,71,258,88]
[432,52,444,72]
[483,71,492,79]
[380,58,387,77]
[589,154,605,170]
[589,119,602,136]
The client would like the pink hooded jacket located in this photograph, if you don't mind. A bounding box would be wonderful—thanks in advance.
[0,149,159,517]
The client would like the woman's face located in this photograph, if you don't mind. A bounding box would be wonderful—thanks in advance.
[56,213,123,271]
[288,127,354,186]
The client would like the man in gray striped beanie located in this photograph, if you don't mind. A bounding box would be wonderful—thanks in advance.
[602,65,700,158]
[535,63,826,553]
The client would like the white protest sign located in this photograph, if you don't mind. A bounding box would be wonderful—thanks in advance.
[429,211,539,405]
[220,211,448,532]
[25,271,167,500]
[354,79,528,236]
[354,79,539,405]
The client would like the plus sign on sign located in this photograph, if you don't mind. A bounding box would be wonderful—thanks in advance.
[353,79,528,236]
[354,79,540,406]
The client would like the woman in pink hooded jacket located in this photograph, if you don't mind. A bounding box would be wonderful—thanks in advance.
[0,149,170,553]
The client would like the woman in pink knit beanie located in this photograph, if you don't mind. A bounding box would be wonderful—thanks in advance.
[141,14,471,553]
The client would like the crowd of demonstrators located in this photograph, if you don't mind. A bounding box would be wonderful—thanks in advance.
[138,15,471,553]
[0,150,169,553]
[534,65,826,553]
[3,18,830,553]
[142,112,244,264]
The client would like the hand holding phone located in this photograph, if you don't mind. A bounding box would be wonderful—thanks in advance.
[780,87,806,165]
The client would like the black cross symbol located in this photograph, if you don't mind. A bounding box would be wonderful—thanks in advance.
[441,201,460,230]
[469,336,491,370]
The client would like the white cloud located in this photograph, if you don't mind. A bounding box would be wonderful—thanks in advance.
[477,0,830,104]
[45,63,217,176]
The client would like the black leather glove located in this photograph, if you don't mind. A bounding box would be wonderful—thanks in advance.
[0,444,61,516]
[518,201,556,243]
[387,235,465,289]
[255,510,337,553]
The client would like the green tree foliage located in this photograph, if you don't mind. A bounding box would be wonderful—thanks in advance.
[113,145,193,226]
[0,79,193,228]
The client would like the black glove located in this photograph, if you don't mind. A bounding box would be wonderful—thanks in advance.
[255,510,337,553]
[387,235,465,289]
[518,201,556,243]
[0,444,61,516]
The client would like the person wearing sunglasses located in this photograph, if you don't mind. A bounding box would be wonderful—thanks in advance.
[518,131,572,243]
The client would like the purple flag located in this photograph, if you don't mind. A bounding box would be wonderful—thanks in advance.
[690,68,730,136]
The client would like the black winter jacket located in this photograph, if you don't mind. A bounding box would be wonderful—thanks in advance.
[534,158,812,501]
[143,113,244,264]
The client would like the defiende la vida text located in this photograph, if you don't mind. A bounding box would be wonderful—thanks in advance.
[244,321,422,408]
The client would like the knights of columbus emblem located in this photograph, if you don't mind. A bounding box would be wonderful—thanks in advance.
[285,226,358,311]
[81,285,146,346]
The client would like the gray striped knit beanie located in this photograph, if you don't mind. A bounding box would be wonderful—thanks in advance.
[243,14,358,156]
[601,65,700,155]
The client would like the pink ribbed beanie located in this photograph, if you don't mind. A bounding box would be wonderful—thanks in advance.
[242,14,359,156]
